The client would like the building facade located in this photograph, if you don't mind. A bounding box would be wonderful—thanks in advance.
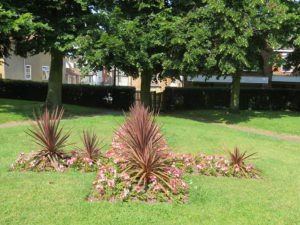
[0,54,81,84]
[185,49,300,88]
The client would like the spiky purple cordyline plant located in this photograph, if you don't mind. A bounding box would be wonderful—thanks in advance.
[26,107,70,169]
[226,146,259,178]
[116,103,172,193]
[81,129,102,162]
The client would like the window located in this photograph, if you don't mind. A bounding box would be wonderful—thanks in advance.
[68,76,71,84]
[42,66,50,80]
[281,53,294,73]
[25,65,31,80]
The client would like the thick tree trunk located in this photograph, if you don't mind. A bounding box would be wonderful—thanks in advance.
[46,49,64,108]
[230,72,241,113]
[261,46,273,88]
[140,72,152,107]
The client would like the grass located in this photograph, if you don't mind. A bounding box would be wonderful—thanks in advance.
[0,113,299,224]
[177,109,300,137]
[0,98,103,124]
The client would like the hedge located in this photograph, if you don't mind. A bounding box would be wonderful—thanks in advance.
[0,79,135,110]
[164,87,300,111]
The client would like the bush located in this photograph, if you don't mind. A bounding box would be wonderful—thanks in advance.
[0,79,135,110]
[163,87,300,111]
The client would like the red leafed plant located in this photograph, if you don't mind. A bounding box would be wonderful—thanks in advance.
[81,129,103,161]
[226,146,259,178]
[116,103,172,193]
[26,107,71,169]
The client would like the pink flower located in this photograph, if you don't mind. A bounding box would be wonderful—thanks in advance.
[206,155,213,161]
[150,175,157,185]
[153,185,162,191]
[88,162,93,166]
[220,156,226,161]
[93,181,97,185]
[96,160,102,166]
[224,160,230,165]
[221,166,228,173]
[10,164,15,169]
[19,152,25,157]
[124,181,131,187]
[120,189,130,199]
[120,172,130,180]
[107,179,115,187]
[199,154,206,158]
[212,154,219,160]
[197,163,205,170]
[134,186,142,193]
[215,161,221,169]
[182,181,188,189]
[96,184,104,190]
[234,166,240,173]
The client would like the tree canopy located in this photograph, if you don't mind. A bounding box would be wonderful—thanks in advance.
[5,0,99,107]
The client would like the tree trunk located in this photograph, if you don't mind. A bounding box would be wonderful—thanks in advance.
[261,46,273,88]
[230,72,241,113]
[140,72,152,107]
[46,49,64,108]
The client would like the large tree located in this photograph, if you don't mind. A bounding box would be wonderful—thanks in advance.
[174,0,288,112]
[8,0,98,107]
[76,1,195,106]
[0,3,48,59]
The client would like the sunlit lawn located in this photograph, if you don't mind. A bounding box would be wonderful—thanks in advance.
[0,112,299,224]
[178,109,300,137]
[0,98,102,124]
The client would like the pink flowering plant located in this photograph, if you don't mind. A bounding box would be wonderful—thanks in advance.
[90,104,188,203]
[66,129,106,172]
[11,107,70,172]
[172,152,260,179]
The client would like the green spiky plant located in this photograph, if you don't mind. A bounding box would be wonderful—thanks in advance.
[26,107,70,169]
[117,103,172,194]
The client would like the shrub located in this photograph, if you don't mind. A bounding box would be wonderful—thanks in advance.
[98,103,188,202]
[226,146,260,178]
[81,129,103,162]
[0,79,135,110]
[163,87,300,111]
[11,107,70,171]
[113,103,174,192]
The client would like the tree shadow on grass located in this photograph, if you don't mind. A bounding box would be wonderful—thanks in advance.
[161,109,300,125]
[0,98,106,124]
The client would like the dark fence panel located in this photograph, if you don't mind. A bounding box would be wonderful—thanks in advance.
[135,91,163,112]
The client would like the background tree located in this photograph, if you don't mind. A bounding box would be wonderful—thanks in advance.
[174,0,288,112]
[76,1,195,106]
[0,3,48,59]
[9,0,98,107]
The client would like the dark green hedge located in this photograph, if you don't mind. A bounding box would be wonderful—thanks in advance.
[0,79,135,110]
[164,87,300,111]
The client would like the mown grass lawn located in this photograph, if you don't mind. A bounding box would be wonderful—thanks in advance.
[0,113,299,224]
[178,109,300,137]
[0,98,103,124]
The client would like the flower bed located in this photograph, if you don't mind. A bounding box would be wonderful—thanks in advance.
[10,104,261,205]
[169,152,260,179]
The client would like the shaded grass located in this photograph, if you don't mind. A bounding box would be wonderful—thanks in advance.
[177,109,300,137]
[0,98,102,124]
[0,115,299,224]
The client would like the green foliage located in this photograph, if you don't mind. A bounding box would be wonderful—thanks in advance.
[0,79,135,110]
[0,4,50,58]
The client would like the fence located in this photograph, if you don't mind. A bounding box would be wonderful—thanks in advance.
[135,91,163,112]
